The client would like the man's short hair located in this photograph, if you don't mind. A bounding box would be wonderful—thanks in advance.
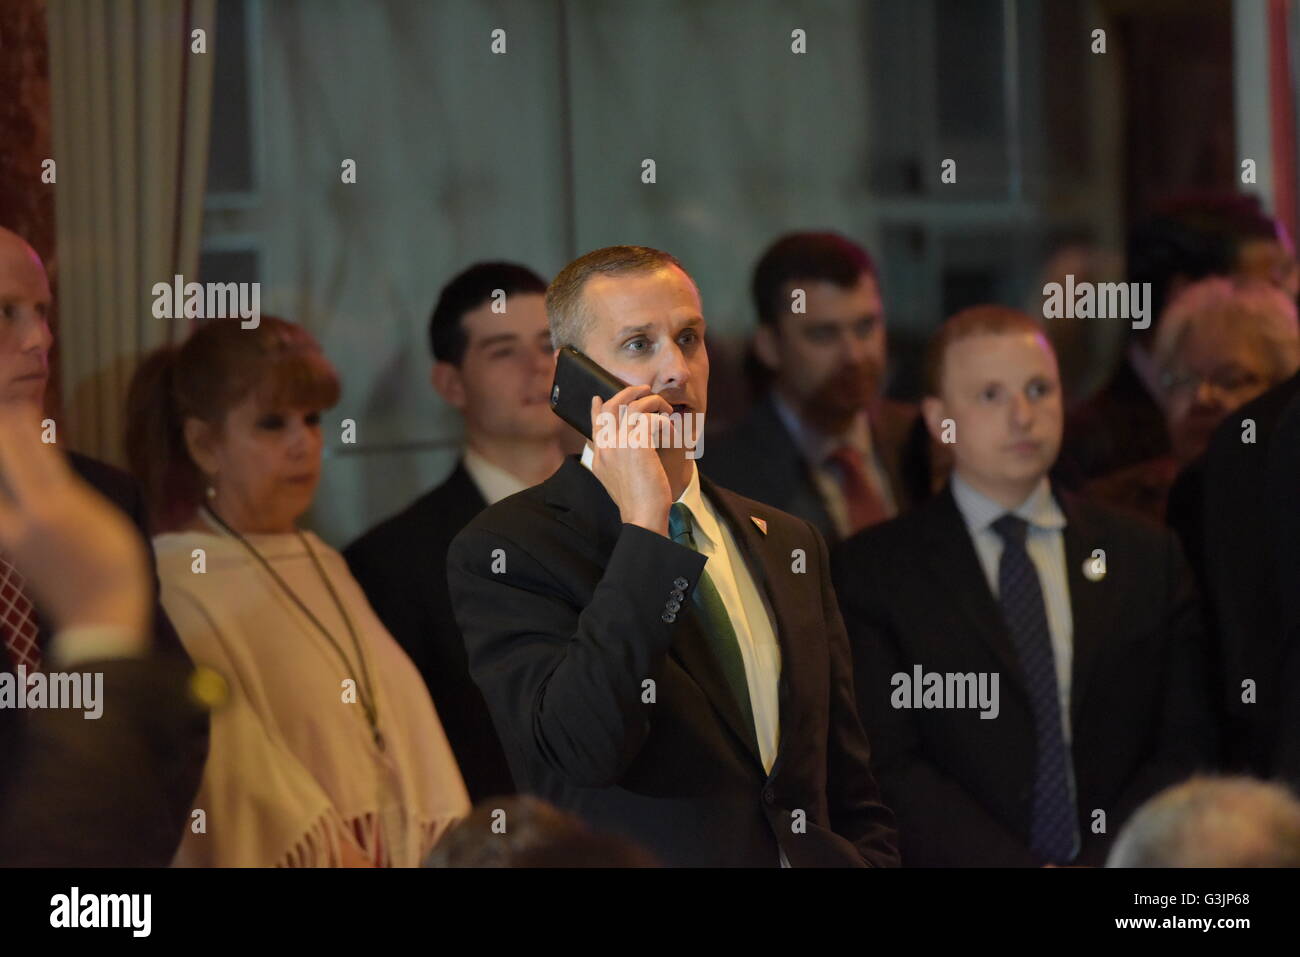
[422,796,659,867]
[1128,192,1285,325]
[428,261,547,366]
[751,231,878,327]
[922,305,1049,397]
[1107,776,1300,868]
[546,245,690,351]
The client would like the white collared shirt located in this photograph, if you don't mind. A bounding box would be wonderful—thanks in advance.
[949,473,1074,741]
[770,392,898,537]
[463,447,531,506]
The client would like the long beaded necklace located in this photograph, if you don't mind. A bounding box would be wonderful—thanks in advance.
[202,504,386,752]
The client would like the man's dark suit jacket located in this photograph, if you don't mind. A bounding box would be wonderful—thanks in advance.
[0,453,208,866]
[1168,371,1300,778]
[1268,385,1300,786]
[446,455,899,867]
[704,392,920,545]
[831,484,1216,867]
[1059,357,1170,487]
[345,460,515,802]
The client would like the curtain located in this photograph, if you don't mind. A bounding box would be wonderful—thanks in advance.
[46,0,216,465]
[1270,0,1297,246]
[253,0,572,545]
[250,0,873,546]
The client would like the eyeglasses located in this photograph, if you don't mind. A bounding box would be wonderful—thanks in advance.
[1160,367,1265,398]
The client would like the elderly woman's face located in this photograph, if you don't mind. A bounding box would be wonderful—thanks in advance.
[1163,318,1275,463]
[202,392,325,533]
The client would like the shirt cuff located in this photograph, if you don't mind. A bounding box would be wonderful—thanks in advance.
[50,625,145,667]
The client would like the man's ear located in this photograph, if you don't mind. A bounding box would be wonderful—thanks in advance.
[183,417,220,477]
[431,361,467,409]
[921,395,949,444]
[752,323,782,372]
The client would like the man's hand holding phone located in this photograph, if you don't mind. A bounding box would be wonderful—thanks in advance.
[588,384,675,537]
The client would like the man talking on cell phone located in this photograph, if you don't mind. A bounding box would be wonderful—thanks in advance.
[446,245,898,866]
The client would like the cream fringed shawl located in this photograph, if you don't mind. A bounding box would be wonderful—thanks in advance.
[155,528,471,867]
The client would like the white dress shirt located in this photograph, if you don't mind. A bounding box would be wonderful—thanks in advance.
[463,447,531,506]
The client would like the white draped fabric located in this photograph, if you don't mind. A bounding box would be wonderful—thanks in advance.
[47,0,216,464]
[239,1,874,545]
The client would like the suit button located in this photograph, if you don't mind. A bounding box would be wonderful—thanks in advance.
[662,612,676,623]
[665,599,681,613]
[669,589,685,601]
[763,786,775,805]
[673,576,689,589]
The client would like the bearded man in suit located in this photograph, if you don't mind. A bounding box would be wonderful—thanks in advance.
[706,231,923,543]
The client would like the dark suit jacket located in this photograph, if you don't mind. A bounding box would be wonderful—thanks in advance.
[446,455,899,867]
[345,460,515,802]
[1059,357,1170,486]
[1269,386,1300,785]
[1168,371,1300,777]
[703,392,920,545]
[831,484,1216,866]
[0,453,208,867]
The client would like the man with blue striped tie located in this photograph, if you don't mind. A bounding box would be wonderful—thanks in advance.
[832,305,1217,866]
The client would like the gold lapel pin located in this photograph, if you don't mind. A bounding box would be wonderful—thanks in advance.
[750,515,768,535]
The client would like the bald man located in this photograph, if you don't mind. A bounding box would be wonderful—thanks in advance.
[0,226,209,866]
[1108,776,1300,867]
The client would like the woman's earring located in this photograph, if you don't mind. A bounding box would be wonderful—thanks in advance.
[205,484,217,500]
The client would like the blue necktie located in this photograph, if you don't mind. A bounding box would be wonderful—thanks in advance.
[991,514,1078,863]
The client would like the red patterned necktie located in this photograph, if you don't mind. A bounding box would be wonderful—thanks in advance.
[0,553,41,672]
[826,444,889,534]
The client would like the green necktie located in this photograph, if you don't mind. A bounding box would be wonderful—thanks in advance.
[668,502,758,746]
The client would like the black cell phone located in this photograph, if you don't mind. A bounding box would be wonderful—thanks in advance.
[550,346,629,440]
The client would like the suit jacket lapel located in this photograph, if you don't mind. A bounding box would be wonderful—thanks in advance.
[750,395,839,542]
[670,600,766,766]
[446,459,489,513]
[1057,490,1114,729]
[922,487,1031,702]
[700,475,798,772]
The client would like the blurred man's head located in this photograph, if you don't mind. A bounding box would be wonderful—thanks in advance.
[750,231,885,432]
[428,261,558,443]
[1155,277,1300,463]
[922,306,1063,507]
[1108,776,1300,868]
[1128,192,1299,347]
[547,245,707,423]
[0,227,53,408]
[423,796,659,867]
